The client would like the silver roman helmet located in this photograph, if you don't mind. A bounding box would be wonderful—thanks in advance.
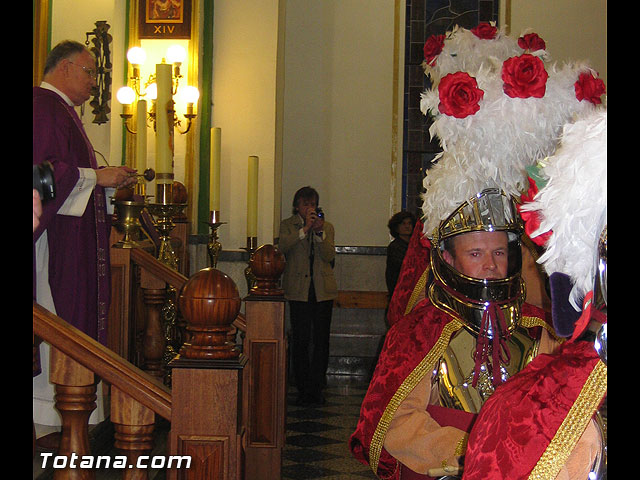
[428,188,525,336]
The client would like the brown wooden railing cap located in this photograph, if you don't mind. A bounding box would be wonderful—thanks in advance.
[33,302,171,420]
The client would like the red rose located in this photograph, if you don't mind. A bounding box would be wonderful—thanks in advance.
[574,72,606,104]
[423,34,445,66]
[438,72,484,118]
[502,54,548,99]
[471,22,498,40]
[518,33,546,52]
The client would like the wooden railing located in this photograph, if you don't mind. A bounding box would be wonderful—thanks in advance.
[34,302,171,479]
[33,243,287,480]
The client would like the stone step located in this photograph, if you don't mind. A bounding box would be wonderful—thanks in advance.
[330,308,388,336]
[326,356,378,387]
[329,332,386,358]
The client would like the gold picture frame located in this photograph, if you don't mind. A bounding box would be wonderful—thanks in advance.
[139,0,192,39]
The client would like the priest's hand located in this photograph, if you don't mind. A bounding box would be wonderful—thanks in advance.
[95,166,137,189]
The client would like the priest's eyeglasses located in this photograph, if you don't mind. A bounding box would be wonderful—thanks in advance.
[68,61,97,79]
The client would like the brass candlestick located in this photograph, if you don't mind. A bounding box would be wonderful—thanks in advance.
[205,210,226,268]
[146,202,187,270]
[242,236,258,292]
[111,199,147,248]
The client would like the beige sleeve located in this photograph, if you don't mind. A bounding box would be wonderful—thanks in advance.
[383,374,466,474]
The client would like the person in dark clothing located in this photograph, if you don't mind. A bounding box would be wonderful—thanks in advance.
[278,187,338,406]
[385,211,417,296]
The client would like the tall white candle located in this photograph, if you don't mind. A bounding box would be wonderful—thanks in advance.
[210,128,221,211]
[136,99,147,171]
[247,156,259,238]
[155,63,173,177]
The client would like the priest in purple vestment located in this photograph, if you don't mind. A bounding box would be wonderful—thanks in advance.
[33,40,136,434]
[33,40,136,343]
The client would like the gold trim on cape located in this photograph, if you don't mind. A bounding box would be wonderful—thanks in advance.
[528,359,607,480]
[520,315,564,343]
[369,318,464,474]
[404,265,431,315]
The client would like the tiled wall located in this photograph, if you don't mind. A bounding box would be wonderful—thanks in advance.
[402,0,500,216]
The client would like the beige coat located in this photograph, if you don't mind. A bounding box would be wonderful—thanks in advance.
[278,214,338,302]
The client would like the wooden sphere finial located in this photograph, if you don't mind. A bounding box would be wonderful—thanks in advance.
[249,244,285,296]
[178,268,241,359]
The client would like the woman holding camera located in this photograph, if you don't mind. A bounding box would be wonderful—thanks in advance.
[278,186,338,406]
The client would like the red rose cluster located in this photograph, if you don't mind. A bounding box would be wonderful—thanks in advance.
[517,33,546,52]
[502,54,548,99]
[426,26,605,119]
[574,72,606,104]
[423,34,444,66]
[437,72,484,118]
[470,22,498,40]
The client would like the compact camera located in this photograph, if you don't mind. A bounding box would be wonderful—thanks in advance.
[315,207,324,219]
[33,161,56,202]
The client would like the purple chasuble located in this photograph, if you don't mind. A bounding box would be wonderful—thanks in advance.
[33,87,111,345]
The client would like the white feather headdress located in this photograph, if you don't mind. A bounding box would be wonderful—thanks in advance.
[418,24,606,239]
[422,24,524,82]
[521,109,607,310]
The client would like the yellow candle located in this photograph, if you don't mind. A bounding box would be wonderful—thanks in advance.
[247,156,259,238]
[155,63,173,177]
[210,128,221,211]
[136,99,147,171]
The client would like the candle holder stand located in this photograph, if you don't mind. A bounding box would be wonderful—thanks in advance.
[146,202,187,271]
[205,210,226,268]
[242,236,258,292]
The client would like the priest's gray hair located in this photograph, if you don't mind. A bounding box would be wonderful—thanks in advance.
[44,40,94,76]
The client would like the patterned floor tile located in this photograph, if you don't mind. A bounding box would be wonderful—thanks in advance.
[283,385,378,480]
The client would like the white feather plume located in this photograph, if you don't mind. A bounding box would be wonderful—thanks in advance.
[419,24,604,239]
[423,24,523,82]
[521,109,607,310]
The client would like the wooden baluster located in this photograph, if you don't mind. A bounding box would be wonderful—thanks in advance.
[132,265,149,369]
[50,346,96,480]
[140,267,167,379]
[112,386,155,480]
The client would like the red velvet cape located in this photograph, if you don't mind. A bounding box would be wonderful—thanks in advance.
[462,333,606,479]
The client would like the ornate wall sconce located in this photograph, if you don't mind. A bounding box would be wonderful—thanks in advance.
[86,21,112,125]
[116,45,199,135]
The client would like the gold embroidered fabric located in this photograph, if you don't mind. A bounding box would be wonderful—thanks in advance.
[528,360,607,480]
[520,315,564,344]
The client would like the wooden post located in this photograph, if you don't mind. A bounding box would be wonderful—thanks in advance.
[168,267,246,480]
[140,268,167,380]
[242,245,286,480]
[111,386,155,480]
[50,347,97,480]
[108,247,133,359]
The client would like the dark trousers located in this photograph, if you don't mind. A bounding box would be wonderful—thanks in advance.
[289,285,333,396]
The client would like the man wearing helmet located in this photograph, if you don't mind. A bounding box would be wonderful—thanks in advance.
[442,231,509,280]
[349,188,559,480]
[349,22,606,479]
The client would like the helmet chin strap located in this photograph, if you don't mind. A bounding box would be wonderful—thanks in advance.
[435,278,513,387]
[472,300,512,388]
